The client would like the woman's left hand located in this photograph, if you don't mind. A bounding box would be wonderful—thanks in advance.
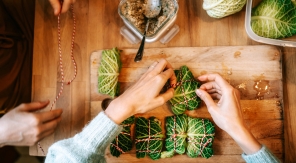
[105,59,177,124]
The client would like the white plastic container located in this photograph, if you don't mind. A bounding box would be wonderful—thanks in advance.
[245,0,296,47]
[118,0,179,44]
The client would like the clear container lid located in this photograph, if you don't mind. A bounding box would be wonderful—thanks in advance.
[245,0,296,47]
[120,24,180,44]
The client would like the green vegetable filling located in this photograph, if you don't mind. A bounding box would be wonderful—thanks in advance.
[161,115,215,159]
[161,114,188,158]
[169,66,201,115]
[187,117,215,159]
[135,117,164,160]
[110,116,135,157]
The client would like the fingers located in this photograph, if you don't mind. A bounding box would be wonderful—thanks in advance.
[161,59,177,86]
[151,59,173,75]
[140,60,163,80]
[144,88,174,111]
[37,116,62,141]
[151,59,177,86]
[142,59,177,86]
[48,0,75,16]
[152,59,170,74]
[198,74,231,91]
[195,89,216,109]
[17,101,50,112]
[207,88,222,95]
[41,116,62,133]
[36,109,63,123]
[147,61,159,72]
[39,130,55,141]
[155,88,174,104]
[209,92,222,100]
[200,81,221,92]
[48,0,61,15]
[61,0,75,14]
[159,68,174,84]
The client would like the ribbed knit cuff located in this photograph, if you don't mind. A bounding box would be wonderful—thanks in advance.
[74,111,123,154]
[242,145,280,163]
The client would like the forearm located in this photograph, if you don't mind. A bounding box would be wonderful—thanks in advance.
[229,125,280,162]
[228,124,261,155]
[105,97,133,124]
[45,112,122,163]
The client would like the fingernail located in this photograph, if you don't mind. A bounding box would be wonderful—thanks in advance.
[195,89,202,97]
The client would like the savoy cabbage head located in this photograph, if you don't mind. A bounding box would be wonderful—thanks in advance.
[110,116,135,157]
[169,66,201,115]
[187,117,215,159]
[98,47,121,97]
[251,0,296,39]
[135,117,164,160]
[161,114,188,158]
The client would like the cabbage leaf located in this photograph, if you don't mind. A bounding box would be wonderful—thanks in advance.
[187,117,215,159]
[203,0,246,18]
[110,116,135,157]
[169,66,201,115]
[98,47,121,97]
[161,114,188,158]
[251,0,296,39]
[135,117,164,160]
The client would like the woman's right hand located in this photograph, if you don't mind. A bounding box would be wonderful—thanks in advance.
[195,73,261,155]
[0,101,63,146]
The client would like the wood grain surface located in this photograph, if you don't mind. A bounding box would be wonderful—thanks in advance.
[90,46,283,162]
[30,0,296,162]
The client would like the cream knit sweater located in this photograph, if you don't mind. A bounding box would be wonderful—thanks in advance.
[45,112,279,163]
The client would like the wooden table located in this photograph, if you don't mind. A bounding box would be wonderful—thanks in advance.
[30,0,296,162]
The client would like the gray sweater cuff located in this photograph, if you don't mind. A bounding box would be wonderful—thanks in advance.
[242,145,280,163]
[74,111,123,154]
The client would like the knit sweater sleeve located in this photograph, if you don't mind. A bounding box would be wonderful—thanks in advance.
[45,111,123,163]
[242,145,281,163]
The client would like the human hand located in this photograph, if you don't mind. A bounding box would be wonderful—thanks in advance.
[195,73,261,154]
[105,59,177,124]
[0,101,62,146]
[48,0,76,16]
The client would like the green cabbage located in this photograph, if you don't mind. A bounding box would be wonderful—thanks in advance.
[187,117,215,159]
[169,66,201,115]
[203,0,246,18]
[110,116,135,157]
[251,0,296,39]
[98,48,121,97]
[161,114,188,158]
[135,117,164,160]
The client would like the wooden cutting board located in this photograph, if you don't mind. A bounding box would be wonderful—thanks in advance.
[90,46,283,163]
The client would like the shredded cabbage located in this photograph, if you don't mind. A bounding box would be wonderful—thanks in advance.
[203,0,246,18]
